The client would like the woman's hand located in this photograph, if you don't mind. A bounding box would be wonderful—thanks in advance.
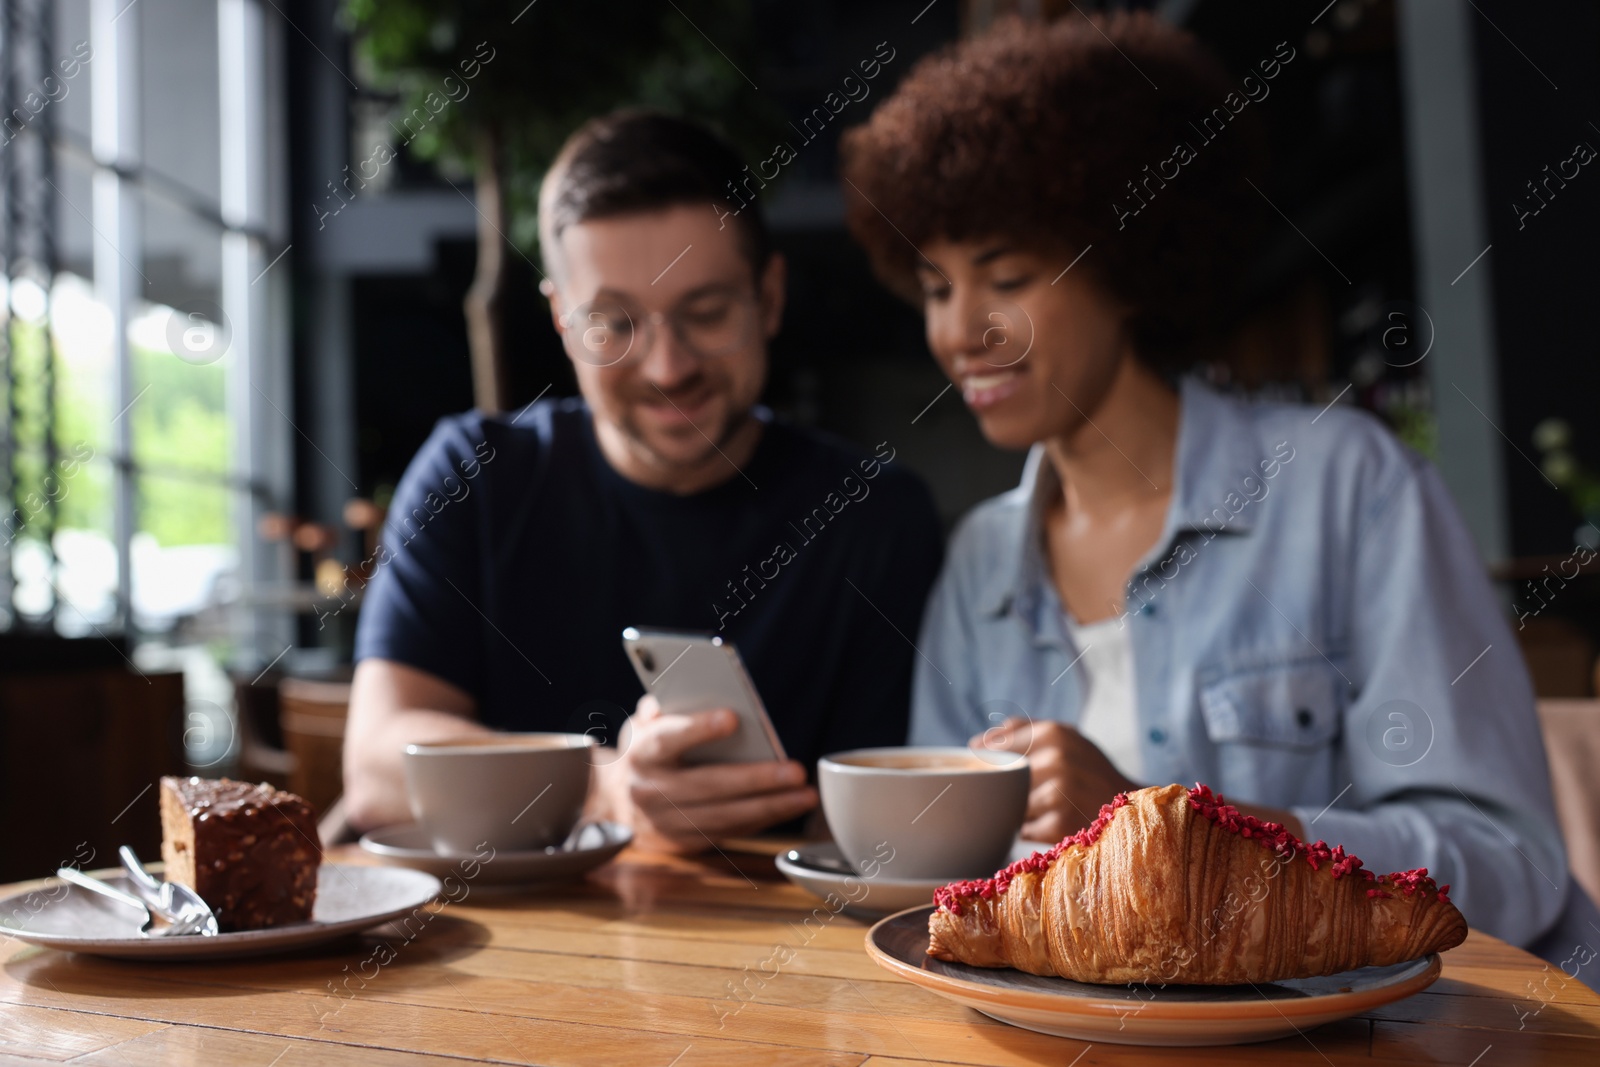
[590,695,817,854]
[972,717,1139,842]
[970,716,1307,843]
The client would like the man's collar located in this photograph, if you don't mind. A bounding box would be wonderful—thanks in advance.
[976,377,1268,618]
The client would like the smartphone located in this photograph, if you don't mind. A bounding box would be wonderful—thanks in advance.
[621,627,787,765]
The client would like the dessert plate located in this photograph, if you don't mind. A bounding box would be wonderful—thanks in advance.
[866,905,1442,1046]
[776,840,1049,920]
[359,821,632,885]
[0,865,442,961]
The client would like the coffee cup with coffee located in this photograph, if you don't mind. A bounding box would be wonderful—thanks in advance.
[403,733,597,855]
[817,747,1029,880]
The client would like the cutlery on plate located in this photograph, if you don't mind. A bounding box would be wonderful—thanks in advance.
[550,820,603,853]
[782,849,862,877]
[118,846,220,936]
[55,867,164,937]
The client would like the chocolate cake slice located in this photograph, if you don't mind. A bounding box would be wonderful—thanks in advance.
[159,776,321,931]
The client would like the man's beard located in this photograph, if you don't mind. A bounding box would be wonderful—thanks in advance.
[616,378,755,474]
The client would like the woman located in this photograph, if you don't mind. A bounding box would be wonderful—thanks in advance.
[840,12,1596,979]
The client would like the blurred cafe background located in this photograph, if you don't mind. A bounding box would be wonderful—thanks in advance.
[2,0,1597,892]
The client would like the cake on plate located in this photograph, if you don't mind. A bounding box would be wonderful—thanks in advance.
[159,776,321,932]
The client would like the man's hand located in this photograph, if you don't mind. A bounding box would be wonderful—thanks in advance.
[973,717,1138,843]
[593,696,817,853]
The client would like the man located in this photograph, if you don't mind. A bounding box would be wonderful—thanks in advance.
[344,111,943,852]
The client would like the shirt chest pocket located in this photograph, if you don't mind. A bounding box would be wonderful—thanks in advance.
[1197,660,1344,804]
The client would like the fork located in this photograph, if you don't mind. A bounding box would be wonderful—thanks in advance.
[56,865,219,938]
[118,846,220,936]
[55,867,165,938]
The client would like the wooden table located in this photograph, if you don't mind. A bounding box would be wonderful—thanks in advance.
[2,841,1597,1065]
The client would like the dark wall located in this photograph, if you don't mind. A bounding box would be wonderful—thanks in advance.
[1187,0,1421,407]
[1474,0,1600,556]
[350,244,569,499]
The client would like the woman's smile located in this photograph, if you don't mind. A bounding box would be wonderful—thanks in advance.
[958,361,1029,410]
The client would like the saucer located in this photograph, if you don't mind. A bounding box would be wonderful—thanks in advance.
[358,821,632,885]
[775,839,1050,920]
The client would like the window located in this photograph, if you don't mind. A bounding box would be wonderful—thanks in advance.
[10,0,292,759]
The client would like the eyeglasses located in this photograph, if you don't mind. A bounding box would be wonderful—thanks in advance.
[560,290,760,368]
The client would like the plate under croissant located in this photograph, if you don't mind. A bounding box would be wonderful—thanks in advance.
[866,905,1442,1046]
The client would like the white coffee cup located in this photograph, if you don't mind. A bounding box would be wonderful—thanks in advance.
[818,746,1029,880]
[402,733,596,855]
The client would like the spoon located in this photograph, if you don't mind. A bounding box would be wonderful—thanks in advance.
[55,867,161,937]
[547,820,602,853]
[118,846,220,937]
[782,849,860,877]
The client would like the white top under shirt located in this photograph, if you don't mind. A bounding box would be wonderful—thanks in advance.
[1062,613,1141,780]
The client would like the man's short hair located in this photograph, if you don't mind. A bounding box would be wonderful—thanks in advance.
[539,110,773,283]
[839,13,1270,371]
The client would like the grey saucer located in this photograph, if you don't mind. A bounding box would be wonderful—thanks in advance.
[359,821,631,885]
[775,839,1052,919]
[0,865,442,961]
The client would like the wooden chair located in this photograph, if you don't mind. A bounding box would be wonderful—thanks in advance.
[1516,617,1595,698]
[0,667,185,883]
[278,677,352,826]
[231,667,294,790]
[1536,698,1600,908]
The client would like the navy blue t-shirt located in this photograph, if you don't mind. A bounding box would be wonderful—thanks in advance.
[353,398,944,768]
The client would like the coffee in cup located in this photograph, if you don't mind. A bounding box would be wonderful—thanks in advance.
[402,733,596,855]
[818,746,1029,880]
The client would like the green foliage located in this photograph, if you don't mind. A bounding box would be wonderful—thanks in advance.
[1388,402,1437,461]
[1532,418,1600,525]
[14,314,233,549]
[341,0,779,249]
[136,468,231,548]
[130,345,229,476]
[7,319,66,542]
[130,344,231,546]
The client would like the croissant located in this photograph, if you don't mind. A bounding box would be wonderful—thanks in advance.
[927,783,1467,984]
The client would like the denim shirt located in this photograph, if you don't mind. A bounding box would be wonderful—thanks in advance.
[911,378,1574,949]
